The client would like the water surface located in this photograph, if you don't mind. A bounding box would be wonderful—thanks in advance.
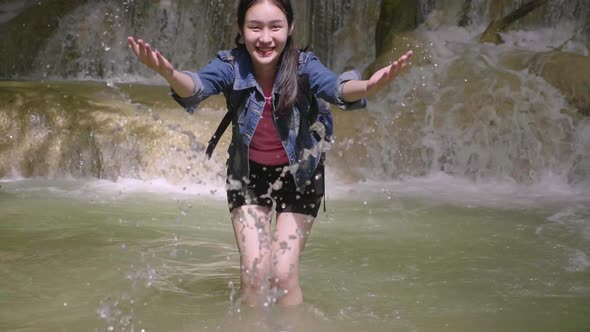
[1,179,588,331]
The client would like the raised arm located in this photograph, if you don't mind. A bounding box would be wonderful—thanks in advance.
[341,50,413,102]
[128,36,195,98]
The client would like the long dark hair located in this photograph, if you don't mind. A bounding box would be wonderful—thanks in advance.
[235,0,298,114]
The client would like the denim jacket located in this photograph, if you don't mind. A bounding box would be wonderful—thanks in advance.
[171,46,367,190]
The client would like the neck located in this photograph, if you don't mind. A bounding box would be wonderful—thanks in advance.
[253,64,277,91]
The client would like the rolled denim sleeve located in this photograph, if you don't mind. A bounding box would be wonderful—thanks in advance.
[335,70,367,110]
[170,55,234,114]
[170,71,204,114]
[301,52,367,111]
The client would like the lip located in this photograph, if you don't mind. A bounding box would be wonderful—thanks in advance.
[256,47,275,57]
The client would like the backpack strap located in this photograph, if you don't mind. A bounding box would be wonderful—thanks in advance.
[205,91,247,159]
[205,115,230,159]
[205,50,247,159]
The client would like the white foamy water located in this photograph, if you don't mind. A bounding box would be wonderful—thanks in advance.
[329,171,590,208]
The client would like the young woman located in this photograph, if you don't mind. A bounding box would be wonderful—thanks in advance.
[128,0,412,307]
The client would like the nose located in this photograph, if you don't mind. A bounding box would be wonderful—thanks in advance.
[259,28,272,44]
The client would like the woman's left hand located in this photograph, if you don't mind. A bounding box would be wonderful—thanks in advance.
[366,50,413,95]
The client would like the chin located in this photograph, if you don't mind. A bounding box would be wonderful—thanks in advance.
[252,53,279,66]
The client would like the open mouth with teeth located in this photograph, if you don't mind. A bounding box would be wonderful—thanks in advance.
[256,47,275,57]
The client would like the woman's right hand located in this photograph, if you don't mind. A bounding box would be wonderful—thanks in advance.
[128,36,174,80]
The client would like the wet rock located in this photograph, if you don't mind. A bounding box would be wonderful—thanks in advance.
[364,31,428,79]
[529,52,590,116]
[501,50,590,116]
[0,0,90,77]
[375,0,417,56]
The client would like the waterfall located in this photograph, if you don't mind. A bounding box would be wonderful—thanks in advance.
[1,0,588,79]
[31,0,237,80]
[415,0,589,34]
[1,0,378,79]
[1,0,589,186]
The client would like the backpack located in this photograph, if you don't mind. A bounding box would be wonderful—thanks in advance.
[205,52,334,159]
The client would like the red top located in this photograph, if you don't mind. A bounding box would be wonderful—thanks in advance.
[249,89,289,166]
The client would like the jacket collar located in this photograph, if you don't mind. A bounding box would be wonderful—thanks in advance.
[232,46,283,95]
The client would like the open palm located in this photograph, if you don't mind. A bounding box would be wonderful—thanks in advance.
[128,36,174,80]
[367,50,413,94]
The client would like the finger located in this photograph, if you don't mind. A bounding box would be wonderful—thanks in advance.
[383,61,397,79]
[391,61,403,77]
[383,67,391,78]
[138,39,146,58]
[402,57,411,68]
[401,55,412,69]
[155,50,170,68]
[375,67,390,85]
[397,53,411,70]
[144,43,157,65]
[128,37,140,57]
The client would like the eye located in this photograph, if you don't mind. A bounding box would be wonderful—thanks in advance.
[248,25,261,32]
[271,25,282,31]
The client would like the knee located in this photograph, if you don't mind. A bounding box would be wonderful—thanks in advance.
[271,263,299,290]
[241,261,270,293]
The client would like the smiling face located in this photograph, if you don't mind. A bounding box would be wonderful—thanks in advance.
[241,1,292,75]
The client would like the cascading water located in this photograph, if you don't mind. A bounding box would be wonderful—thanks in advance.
[355,34,587,184]
[32,0,237,80]
[0,0,589,187]
[330,0,590,186]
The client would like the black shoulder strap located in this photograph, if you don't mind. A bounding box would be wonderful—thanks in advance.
[205,49,247,159]
[298,74,316,120]
[205,89,247,159]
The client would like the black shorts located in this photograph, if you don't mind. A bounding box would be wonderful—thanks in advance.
[227,160,325,218]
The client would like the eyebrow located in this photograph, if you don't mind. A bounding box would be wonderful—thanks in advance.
[246,19,285,25]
